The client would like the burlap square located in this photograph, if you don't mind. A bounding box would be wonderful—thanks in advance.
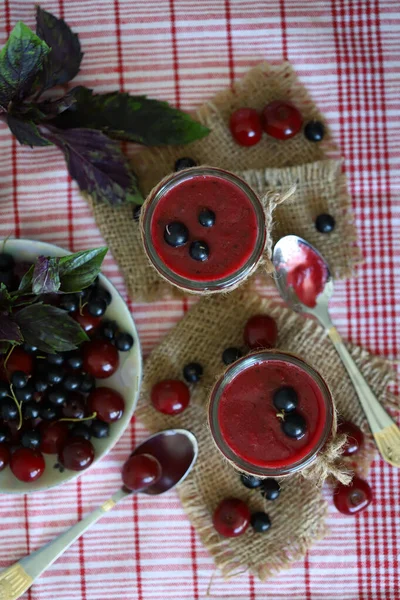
[136,288,397,580]
[87,62,361,301]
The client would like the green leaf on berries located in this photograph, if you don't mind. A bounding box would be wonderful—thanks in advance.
[52,88,210,145]
[0,313,23,344]
[36,6,83,90]
[58,246,108,292]
[0,21,50,107]
[45,127,143,205]
[32,256,61,294]
[6,115,53,147]
[14,304,89,353]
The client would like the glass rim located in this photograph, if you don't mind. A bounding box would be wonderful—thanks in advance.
[208,350,334,477]
[141,166,267,293]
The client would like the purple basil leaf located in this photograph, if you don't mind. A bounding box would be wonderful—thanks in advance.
[36,6,83,90]
[32,256,61,294]
[15,303,89,353]
[18,264,34,293]
[44,126,143,205]
[6,115,53,147]
[0,313,23,344]
[37,87,81,118]
[0,22,50,107]
[0,283,12,304]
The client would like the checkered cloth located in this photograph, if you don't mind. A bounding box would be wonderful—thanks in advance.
[0,1,399,599]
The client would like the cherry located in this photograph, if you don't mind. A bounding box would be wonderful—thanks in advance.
[243,314,278,350]
[122,453,162,491]
[10,447,45,482]
[83,339,119,379]
[3,347,33,377]
[0,443,10,471]
[337,421,364,456]
[212,498,250,537]
[229,108,262,147]
[72,307,102,335]
[333,476,372,515]
[59,437,95,471]
[40,421,69,454]
[88,387,125,422]
[261,101,302,140]
[150,380,190,415]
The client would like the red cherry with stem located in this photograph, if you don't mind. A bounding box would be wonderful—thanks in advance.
[333,476,372,515]
[243,314,278,350]
[40,421,69,454]
[337,421,364,456]
[88,387,125,422]
[0,443,10,471]
[261,101,303,140]
[213,498,250,537]
[122,453,162,491]
[83,339,119,379]
[59,437,95,471]
[10,447,45,482]
[229,108,262,147]
[151,380,190,415]
[72,307,102,335]
[4,347,33,377]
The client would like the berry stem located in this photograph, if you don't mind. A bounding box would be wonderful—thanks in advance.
[7,383,23,430]
[58,411,97,423]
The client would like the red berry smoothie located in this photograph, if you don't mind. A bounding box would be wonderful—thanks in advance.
[209,352,333,476]
[142,167,266,291]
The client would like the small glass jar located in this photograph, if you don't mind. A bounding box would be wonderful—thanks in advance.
[208,350,333,478]
[140,166,266,294]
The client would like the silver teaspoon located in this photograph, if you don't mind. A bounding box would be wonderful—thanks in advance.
[273,235,400,469]
[0,428,198,600]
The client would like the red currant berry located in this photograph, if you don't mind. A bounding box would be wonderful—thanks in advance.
[40,421,69,454]
[0,443,10,471]
[88,387,125,422]
[334,476,372,515]
[59,437,95,471]
[5,347,33,376]
[122,453,162,491]
[72,307,102,335]
[229,108,262,147]
[243,314,278,350]
[213,498,250,537]
[151,380,190,415]
[10,447,45,482]
[261,101,303,140]
[337,421,364,456]
[83,340,119,379]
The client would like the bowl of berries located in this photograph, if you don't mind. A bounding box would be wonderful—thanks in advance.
[0,239,142,493]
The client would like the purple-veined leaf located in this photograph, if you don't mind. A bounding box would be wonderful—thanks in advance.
[6,115,53,147]
[0,313,23,344]
[32,256,61,294]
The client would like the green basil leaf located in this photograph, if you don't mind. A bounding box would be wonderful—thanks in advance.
[6,115,53,147]
[14,303,88,353]
[0,21,50,107]
[32,256,61,294]
[0,313,23,344]
[36,6,83,90]
[58,246,108,292]
[52,88,210,145]
[18,264,34,293]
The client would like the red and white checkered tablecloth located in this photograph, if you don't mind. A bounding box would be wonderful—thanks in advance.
[0,1,399,598]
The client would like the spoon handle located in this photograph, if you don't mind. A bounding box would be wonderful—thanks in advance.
[327,326,400,468]
[0,488,130,600]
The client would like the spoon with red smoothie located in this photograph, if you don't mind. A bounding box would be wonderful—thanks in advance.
[273,235,400,468]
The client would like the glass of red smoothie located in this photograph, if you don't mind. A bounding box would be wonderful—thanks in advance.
[208,350,333,477]
[140,167,266,293]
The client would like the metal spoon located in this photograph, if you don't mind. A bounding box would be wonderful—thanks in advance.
[273,234,400,468]
[0,428,198,600]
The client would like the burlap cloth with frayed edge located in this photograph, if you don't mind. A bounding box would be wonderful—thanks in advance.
[87,62,362,302]
[135,288,397,580]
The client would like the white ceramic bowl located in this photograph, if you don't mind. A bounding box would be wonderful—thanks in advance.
[0,239,142,494]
